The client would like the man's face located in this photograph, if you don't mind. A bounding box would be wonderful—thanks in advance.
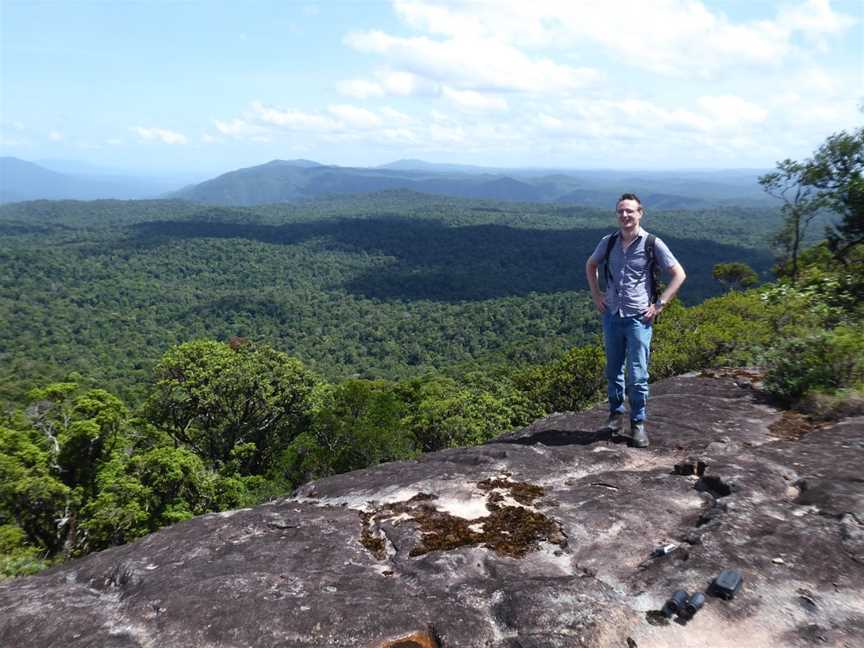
[616,199,643,231]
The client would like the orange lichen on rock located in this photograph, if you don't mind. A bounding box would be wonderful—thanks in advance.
[374,627,441,648]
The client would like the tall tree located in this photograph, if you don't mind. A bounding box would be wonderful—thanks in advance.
[712,262,758,292]
[762,125,864,273]
[759,160,822,282]
[146,339,320,475]
[805,126,864,260]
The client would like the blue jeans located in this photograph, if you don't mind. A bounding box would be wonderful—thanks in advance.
[602,312,653,423]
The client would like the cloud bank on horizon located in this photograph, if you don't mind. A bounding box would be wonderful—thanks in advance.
[1,0,861,173]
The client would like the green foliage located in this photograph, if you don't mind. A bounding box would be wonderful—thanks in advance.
[282,379,415,484]
[78,446,233,552]
[806,126,864,258]
[514,344,606,414]
[0,384,147,558]
[759,160,823,281]
[0,423,71,555]
[650,293,785,379]
[760,243,864,328]
[402,373,533,451]
[762,126,863,262]
[764,325,864,406]
[712,262,759,291]
[794,389,864,421]
[0,524,50,578]
[146,339,320,474]
[0,380,249,568]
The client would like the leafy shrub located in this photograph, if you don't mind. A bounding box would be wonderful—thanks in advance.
[402,376,522,451]
[795,389,864,421]
[0,524,50,579]
[763,325,864,405]
[712,262,758,291]
[651,291,783,379]
[281,379,416,484]
[514,343,606,414]
[762,243,864,327]
[146,340,320,474]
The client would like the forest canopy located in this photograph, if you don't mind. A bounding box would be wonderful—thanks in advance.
[0,192,778,404]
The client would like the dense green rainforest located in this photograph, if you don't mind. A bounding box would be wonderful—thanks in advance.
[2,128,862,577]
[1,193,778,403]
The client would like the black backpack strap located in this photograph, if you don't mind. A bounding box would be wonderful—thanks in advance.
[602,232,618,286]
[646,234,659,303]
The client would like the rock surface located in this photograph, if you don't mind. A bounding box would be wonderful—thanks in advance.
[2,372,863,648]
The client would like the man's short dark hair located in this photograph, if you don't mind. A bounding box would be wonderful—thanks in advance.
[617,193,643,211]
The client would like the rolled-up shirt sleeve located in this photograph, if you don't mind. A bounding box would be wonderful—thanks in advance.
[654,237,679,272]
[589,235,613,264]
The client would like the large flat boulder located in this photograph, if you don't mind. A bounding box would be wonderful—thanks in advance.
[2,372,863,647]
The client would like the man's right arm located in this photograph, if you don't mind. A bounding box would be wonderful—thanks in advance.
[585,257,606,313]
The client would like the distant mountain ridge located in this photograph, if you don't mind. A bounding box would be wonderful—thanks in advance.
[174,159,775,209]
[2,155,775,208]
[0,157,187,202]
[0,158,68,203]
[377,158,492,173]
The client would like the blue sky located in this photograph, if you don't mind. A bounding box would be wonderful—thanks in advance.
[1,0,862,175]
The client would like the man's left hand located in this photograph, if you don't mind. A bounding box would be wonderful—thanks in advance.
[642,303,663,323]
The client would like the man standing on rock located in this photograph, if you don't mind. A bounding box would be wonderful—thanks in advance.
[585,193,686,448]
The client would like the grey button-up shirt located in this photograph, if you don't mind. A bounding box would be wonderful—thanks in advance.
[589,229,679,317]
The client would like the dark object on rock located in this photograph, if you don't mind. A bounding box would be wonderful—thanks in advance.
[710,569,744,600]
[645,610,671,626]
[695,474,734,498]
[662,590,689,618]
[682,592,705,619]
[652,543,677,558]
[797,589,818,613]
[674,458,707,476]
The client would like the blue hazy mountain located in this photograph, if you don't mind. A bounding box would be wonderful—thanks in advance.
[175,159,773,208]
[377,159,494,174]
[2,155,773,207]
[0,157,193,202]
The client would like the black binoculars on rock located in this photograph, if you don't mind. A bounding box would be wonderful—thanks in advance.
[662,590,705,620]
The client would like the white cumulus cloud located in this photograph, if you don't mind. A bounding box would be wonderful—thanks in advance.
[132,126,188,145]
[200,0,858,170]
[251,101,337,131]
[345,29,601,94]
[376,0,859,80]
[441,87,508,112]
[779,0,858,34]
[380,106,414,124]
[337,79,385,99]
[328,104,383,129]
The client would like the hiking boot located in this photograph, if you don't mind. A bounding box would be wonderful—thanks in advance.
[630,421,649,448]
[604,411,624,433]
